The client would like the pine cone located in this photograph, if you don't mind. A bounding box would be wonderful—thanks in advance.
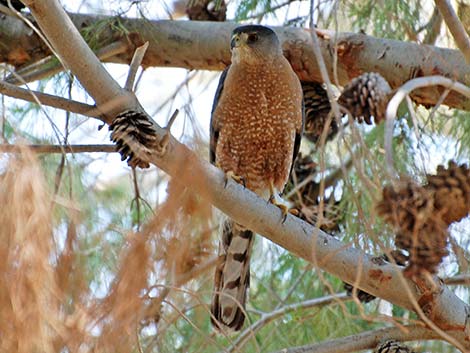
[301,81,337,144]
[109,110,160,168]
[377,181,448,276]
[338,72,391,124]
[375,340,416,353]
[425,161,470,225]
[186,0,226,21]
[343,283,376,303]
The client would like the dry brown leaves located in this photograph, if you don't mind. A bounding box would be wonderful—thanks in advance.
[0,147,215,352]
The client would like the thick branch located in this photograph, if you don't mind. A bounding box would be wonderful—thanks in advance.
[22,0,470,349]
[271,325,440,353]
[1,12,470,111]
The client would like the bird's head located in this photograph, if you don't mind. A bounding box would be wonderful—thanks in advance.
[230,25,281,64]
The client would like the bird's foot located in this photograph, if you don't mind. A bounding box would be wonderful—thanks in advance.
[224,170,246,188]
[268,196,299,223]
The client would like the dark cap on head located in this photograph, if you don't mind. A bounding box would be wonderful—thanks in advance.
[232,25,276,37]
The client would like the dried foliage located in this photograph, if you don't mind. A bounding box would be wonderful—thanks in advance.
[338,72,392,124]
[377,161,470,277]
[0,148,214,352]
[0,149,63,353]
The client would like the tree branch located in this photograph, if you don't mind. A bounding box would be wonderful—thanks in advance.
[2,12,470,110]
[0,144,116,153]
[271,325,440,353]
[0,79,102,119]
[21,0,470,350]
[435,0,470,63]
[228,293,352,352]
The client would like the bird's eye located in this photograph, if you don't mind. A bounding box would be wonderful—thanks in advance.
[247,33,259,43]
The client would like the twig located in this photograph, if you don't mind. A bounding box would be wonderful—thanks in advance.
[0,144,117,153]
[0,80,103,119]
[125,42,149,91]
[384,75,470,179]
[228,293,351,352]
[444,274,470,286]
[270,325,439,353]
[435,0,470,63]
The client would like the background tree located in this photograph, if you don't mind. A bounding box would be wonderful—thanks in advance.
[0,0,470,352]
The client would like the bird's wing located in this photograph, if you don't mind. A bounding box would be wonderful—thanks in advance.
[210,66,230,165]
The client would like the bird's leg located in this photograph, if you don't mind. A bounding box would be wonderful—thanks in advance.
[269,181,299,222]
[222,169,246,188]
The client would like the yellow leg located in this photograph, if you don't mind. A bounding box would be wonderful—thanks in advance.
[269,181,299,221]
[224,170,245,188]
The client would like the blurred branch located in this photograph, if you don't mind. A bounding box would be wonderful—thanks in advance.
[2,13,470,110]
[271,325,439,353]
[422,6,443,45]
[228,293,351,352]
[0,144,117,153]
[435,0,470,63]
[0,80,103,119]
[22,1,470,350]
[444,274,470,286]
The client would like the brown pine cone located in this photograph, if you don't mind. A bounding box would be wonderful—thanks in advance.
[338,72,391,124]
[377,181,448,277]
[186,0,226,21]
[375,340,416,353]
[425,161,470,225]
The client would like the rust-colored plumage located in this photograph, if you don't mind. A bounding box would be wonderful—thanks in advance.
[210,25,303,331]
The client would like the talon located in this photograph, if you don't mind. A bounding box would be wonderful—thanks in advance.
[288,208,300,216]
[224,170,245,188]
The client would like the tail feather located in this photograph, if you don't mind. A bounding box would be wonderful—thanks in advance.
[211,220,254,331]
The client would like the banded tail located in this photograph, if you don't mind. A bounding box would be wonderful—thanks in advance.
[211,219,254,331]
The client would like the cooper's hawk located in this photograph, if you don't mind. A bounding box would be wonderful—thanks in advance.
[210,25,304,331]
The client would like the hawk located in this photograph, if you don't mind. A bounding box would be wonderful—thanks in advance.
[210,25,304,331]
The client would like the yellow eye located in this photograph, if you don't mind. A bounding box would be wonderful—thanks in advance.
[247,33,259,43]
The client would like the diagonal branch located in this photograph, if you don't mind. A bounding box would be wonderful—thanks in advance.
[435,0,470,63]
[228,293,352,352]
[0,79,103,119]
[271,325,440,353]
[21,0,470,350]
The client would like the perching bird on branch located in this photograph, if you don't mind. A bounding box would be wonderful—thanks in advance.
[210,25,304,331]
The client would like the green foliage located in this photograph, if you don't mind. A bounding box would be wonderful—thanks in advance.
[347,0,426,40]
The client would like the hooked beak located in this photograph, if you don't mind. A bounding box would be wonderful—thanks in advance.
[230,33,245,50]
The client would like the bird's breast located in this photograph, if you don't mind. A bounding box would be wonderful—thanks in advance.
[214,61,302,195]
